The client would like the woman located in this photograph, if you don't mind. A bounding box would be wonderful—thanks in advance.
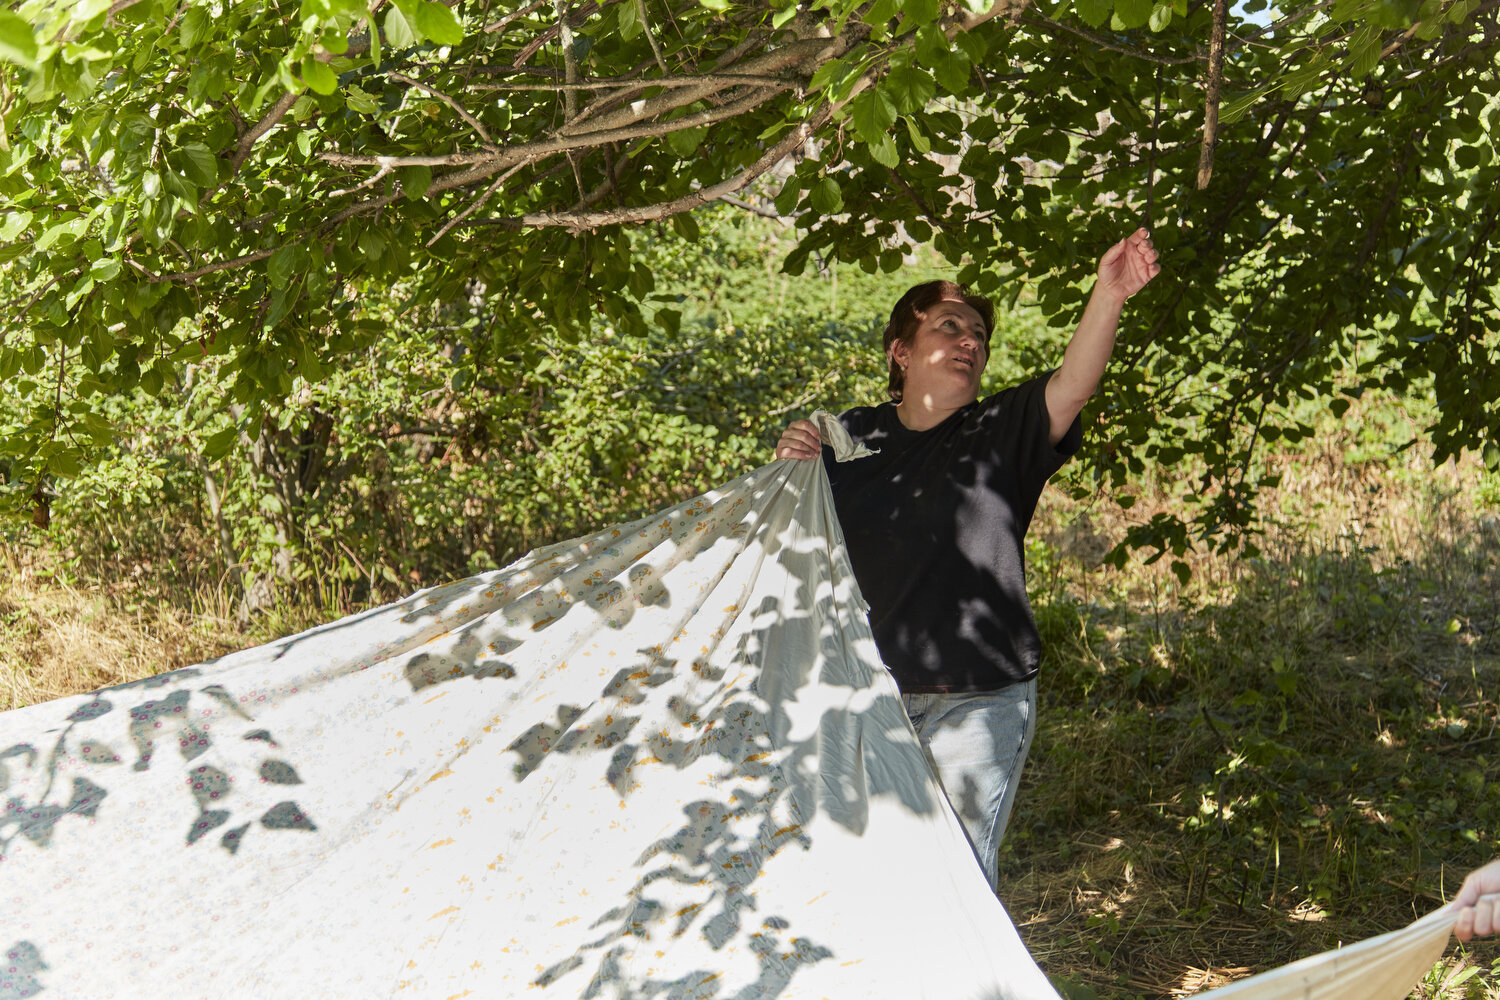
[774,229,1160,890]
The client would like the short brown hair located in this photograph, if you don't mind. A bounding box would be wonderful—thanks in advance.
[881,281,995,402]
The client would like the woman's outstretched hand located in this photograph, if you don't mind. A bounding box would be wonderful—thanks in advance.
[1096,227,1161,304]
[1455,858,1500,942]
[775,419,822,460]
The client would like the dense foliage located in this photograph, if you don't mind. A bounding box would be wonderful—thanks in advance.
[0,0,1497,577]
[21,215,902,610]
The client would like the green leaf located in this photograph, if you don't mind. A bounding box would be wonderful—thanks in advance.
[904,115,931,154]
[1075,0,1113,27]
[345,84,380,114]
[671,212,700,241]
[174,142,219,187]
[666,125,709,156]
[850,89,898,143]
[47,449,83,478]
[269,243,307,288]
[385,4,416,48]
[0,209,32,242]
[869,132,899,168]
[1148,2,1172,29]
[772,3,799,28]
[403,164,433,199]
[415,0,465,45]
[900,0,940,28]
[179,5,212,47]
[0,11,39,69]
[65,276,95,311]
[774,175,800,215]
[1349,31,1381,77]
[617,0,642,39]
[203,425,238,461]
[302,56,338,95]
[863,0,899,26]
[954,29,986,63]
[885,65,936,114]
[933,48,971,94]
[358,229,386,264]
[1218,88,1265,125]
[35,218,87,251]
[364,11,382,68]
[1112,0,1153,29]
[810,176,843,214]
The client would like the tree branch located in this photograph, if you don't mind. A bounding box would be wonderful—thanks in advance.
[319,82,790,171]
[1197,0,1229,189]
[555,0,582,120]
[230,91,300,178]
[138,248,277,283]
[559,35,832,135]
[513,0,605,66]
[471,104,835,232]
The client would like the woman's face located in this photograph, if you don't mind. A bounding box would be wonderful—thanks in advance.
[890,297,989,409]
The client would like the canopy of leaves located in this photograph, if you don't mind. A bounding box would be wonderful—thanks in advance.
[0,0,1497,557]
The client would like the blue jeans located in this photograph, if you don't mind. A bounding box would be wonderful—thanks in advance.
[902,679,1037,892]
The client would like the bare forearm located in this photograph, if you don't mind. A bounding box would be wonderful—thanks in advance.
[1045,284,1125,441]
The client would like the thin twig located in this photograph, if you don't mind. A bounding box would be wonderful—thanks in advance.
[512,0,603,66]
[140,248,277,283]
[17,275,64,322]
[329,163,393,198]
[718,194,781,219]
[1146,63,1161,231]
[1020,15,1200,65]
[638,0,670,74]
[471,72,791,91]
[390,72,497,147]
[427,160,531,246]
[483,0,547,32]
[889,167,957,234]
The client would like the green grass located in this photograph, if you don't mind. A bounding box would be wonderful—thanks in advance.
[1010,444,1500,998]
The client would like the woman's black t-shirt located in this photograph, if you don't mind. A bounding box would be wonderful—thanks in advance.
[822,373,1082,693]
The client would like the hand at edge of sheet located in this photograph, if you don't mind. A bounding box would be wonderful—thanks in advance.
[1453,859,1500,943]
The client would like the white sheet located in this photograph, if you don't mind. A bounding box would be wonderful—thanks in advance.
[0,414,1460,999]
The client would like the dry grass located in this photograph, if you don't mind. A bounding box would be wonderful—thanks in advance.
[0,543,335,712]
[0,549,241,711]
